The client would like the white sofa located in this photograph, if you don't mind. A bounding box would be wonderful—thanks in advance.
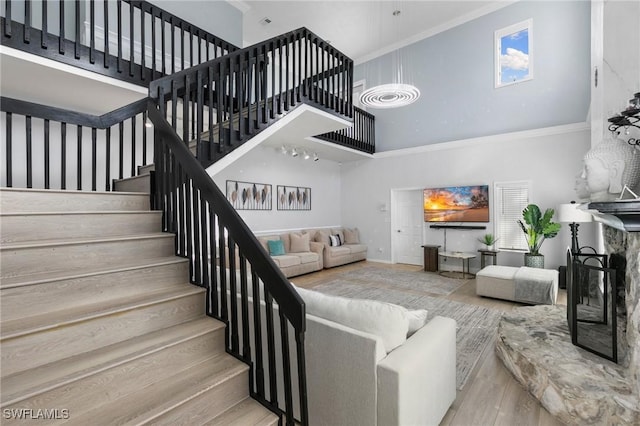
[230,277,457,426]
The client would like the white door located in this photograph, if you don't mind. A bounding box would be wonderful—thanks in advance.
[392,189,423,265]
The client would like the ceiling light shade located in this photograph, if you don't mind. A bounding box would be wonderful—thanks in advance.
[359,8,420,109]
[360,83,421,109]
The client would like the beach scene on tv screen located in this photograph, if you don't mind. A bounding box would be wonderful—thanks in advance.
[423,185,489,222]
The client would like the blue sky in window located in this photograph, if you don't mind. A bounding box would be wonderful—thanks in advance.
[500,29,529,84]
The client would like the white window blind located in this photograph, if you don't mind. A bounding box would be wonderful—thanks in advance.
[494,181,531,251]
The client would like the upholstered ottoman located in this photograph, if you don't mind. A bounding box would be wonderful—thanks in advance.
[476,265,558,305]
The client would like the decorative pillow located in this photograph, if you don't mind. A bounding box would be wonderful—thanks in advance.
[267,239,285,256]
[314,230,330,244]
[406,309,429,336]
[295,286,409,353]
[290,232,310,253]
[331,228,345,243]
[344,227,360,244]
[329,234,342,247]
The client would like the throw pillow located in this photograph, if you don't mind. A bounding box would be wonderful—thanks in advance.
[314,230,330,244]
[290,232,310,253]
[267,239,285,256]
[295,286,409,353]
[406,310,429,336]
[329,234,342,247]
[331,228,345,243]
[344,227,360,244]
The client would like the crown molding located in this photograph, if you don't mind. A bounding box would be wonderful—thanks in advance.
[355,1,517,65]
[374,122,590,159]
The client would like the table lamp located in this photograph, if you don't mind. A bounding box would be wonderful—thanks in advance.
[557,201,593,254]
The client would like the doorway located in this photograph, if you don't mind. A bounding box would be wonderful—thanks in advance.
[391,188,424,265]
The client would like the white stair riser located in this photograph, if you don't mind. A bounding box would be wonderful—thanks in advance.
[114,174,150,193]
[0,235,176,280]
[0,212,163,243]
[1,291,205,377]
[1,261,190,324]
[0,189,150,213]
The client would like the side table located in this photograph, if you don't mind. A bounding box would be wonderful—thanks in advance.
[478,249,498,269]
[421,245,441,272]
[438,251,476,279]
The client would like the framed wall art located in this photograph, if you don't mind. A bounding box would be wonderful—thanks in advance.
[226,180,272,210]
[495,19,533,88]
[277,185,311,211]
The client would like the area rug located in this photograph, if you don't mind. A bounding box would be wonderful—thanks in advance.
[309,280,502,390]
[330,265,469,296]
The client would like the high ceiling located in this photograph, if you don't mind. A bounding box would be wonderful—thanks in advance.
[238,1,511,63]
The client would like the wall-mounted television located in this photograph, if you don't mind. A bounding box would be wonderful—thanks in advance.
[423,185,489,222]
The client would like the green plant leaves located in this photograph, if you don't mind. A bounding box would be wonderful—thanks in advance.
[519,203,561,254]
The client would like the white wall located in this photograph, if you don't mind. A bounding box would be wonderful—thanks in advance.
[211,145,342,233]
[340,123,592,272]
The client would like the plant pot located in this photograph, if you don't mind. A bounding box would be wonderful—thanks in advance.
[486,244,495,251]
[524,253,544,268]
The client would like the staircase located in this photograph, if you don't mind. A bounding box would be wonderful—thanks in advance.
[0,184,278,425]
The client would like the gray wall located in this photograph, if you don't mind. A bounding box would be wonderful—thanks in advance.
[340,125,591,272]
[355,0,591,152]
[212,145,342,233]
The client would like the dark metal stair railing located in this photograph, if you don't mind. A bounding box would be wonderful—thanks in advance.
[148,101,308,425]
[0,0,238,88]
[148,27,355,168]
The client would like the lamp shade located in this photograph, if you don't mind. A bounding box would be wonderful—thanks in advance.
[557,203,593,223]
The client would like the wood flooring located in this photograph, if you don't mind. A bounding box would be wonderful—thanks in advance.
[292,261,566,426]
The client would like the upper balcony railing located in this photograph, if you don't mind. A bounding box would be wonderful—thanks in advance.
[0,0,238,87]
[149,27,355,167]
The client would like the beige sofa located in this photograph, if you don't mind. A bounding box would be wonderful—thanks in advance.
[253,227,367,277]
[255,232,324,278]
[308,227,368,268]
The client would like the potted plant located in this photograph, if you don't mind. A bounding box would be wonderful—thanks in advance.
[517,204,561,268]
[477,233,498,251]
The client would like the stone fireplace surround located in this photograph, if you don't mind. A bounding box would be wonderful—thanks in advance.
[496,227,639,425]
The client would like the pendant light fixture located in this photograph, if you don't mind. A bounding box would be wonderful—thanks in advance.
[360,7,420,109]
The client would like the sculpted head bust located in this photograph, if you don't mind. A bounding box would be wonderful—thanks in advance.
[579,138,640,201]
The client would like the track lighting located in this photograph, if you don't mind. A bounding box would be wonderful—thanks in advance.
[313,153,319,162]
[303,151,310,160]
[280,145,288,155]
[291,148,298,157]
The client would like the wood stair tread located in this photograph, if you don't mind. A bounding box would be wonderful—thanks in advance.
[0,232,173,250]
[1,285,205,340]
[1,317,224,407]
[0,210,161,217]
[7,350,248,425]
[0,256,188,289]
[205,398,279,426]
